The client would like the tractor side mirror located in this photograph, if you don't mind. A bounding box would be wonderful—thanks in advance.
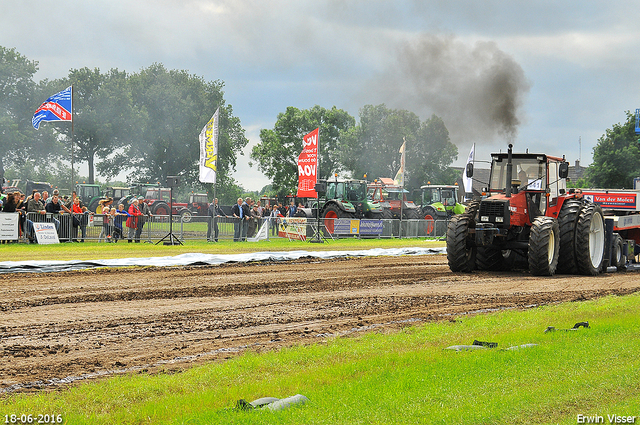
[559,162,569,179]
[466,162,474,178]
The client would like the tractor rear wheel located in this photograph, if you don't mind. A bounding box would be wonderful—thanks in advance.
[612,234,625,269]
[152,202,170,216]
[423,206,437,235]
[446,214,476,272]
[476,246,505,271]
[322,205,344,235]
[528,216,560,276]
[556,198,582,274]
[403,208,420,220]
[575,203,605,275]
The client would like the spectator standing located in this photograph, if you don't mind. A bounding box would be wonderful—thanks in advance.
[135,197,152,243]
[114,203,130,242]
[207,197,224,242]
[287,200,297,217]
[25,192,46,242]
[231,197,244,242]
[100,206,111,242]
[126,198,143,242]
[269,204,281,236]
[256,201,264,217]
[70,197,86,242]
[241,198,251,241]
[247,204,260,237]
[44,194,69,234]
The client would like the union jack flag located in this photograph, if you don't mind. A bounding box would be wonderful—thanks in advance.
[32,86,72,129]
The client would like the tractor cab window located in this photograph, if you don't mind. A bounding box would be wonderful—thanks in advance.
[335,183,345,199]
[490,158,546,193]
[82,186,99,199]
[423,188,440,205]
[193,194,208,204]
[345,182,365,202]
[367,188,382,201]
[326,182,336,200]
[441,190,455,206]
[384,190,398,201]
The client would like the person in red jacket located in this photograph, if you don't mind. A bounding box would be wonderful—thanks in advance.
[126,198,143,243]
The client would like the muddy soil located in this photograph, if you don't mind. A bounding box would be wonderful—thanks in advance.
[1,254,639,393]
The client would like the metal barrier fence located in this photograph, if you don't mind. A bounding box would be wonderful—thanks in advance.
[15,213,450,243]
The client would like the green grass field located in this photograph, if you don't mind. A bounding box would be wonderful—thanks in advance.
[1,292,639,424]
[0,237,445,262]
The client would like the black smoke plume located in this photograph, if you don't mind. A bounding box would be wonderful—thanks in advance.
[374,34,531,146]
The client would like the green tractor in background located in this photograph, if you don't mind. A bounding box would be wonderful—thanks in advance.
[296,178,383,235]
[419,184,466,235]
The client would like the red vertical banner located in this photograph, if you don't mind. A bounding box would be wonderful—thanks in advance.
[297,128,319,198]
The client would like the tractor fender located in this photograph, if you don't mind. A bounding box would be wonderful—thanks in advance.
[326,200,355,214]
[295,208,315,219]
[430,202,447,213]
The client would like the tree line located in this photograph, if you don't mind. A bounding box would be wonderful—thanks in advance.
[3,44,634,204]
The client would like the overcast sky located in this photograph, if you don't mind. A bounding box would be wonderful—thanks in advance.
[2,1,639,190]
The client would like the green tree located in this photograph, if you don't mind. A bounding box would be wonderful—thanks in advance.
[104,63,248,198]
[250,105,355,197]
[0,46,61,183]
[588,111,640,188]
[341,104,458,191]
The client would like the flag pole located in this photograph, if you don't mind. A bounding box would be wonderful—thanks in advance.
[71,85,74,192]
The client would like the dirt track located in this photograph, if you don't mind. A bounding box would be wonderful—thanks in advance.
[1,254,639,393]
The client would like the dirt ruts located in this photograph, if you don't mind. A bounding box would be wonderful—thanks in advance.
[1,255,638,393]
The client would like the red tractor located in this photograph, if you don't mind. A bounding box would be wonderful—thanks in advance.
[447,144,606,276]
[366,178,421,220]
[143,188,209,222]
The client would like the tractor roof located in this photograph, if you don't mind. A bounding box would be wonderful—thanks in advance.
[490,152,565,163]
[420,185,459,190]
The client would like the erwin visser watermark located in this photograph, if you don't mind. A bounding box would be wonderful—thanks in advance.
[577,414,637,423]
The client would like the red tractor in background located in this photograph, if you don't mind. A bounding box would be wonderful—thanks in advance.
[366,177,421,220]
[447,144,608,276]
[143,188,209,221]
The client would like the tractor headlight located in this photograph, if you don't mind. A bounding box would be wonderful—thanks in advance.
[495,217,503,223]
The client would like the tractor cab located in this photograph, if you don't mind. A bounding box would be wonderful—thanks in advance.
[484,152,568,227]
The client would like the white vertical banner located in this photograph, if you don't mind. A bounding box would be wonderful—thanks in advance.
[394,138,406,186]
[199,108,219,184]
[463,143,475,199]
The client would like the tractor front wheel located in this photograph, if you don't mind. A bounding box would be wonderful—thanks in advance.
[446,215,476,272]
[528,216,560,276]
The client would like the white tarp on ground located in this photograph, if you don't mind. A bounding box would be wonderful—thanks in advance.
[0,247,446,274]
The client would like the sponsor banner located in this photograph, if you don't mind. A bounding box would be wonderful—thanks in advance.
[278,217,307,241]
[584,192,637,210]
[334,218,360,235]
[359,219,383,235]
[297,128,319,198]
[199,108,219,184]
[34,222,60,244]
[0,213,19,240]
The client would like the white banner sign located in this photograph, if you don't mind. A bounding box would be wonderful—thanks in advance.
[0,213,19,240]
[34,222,60,244]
